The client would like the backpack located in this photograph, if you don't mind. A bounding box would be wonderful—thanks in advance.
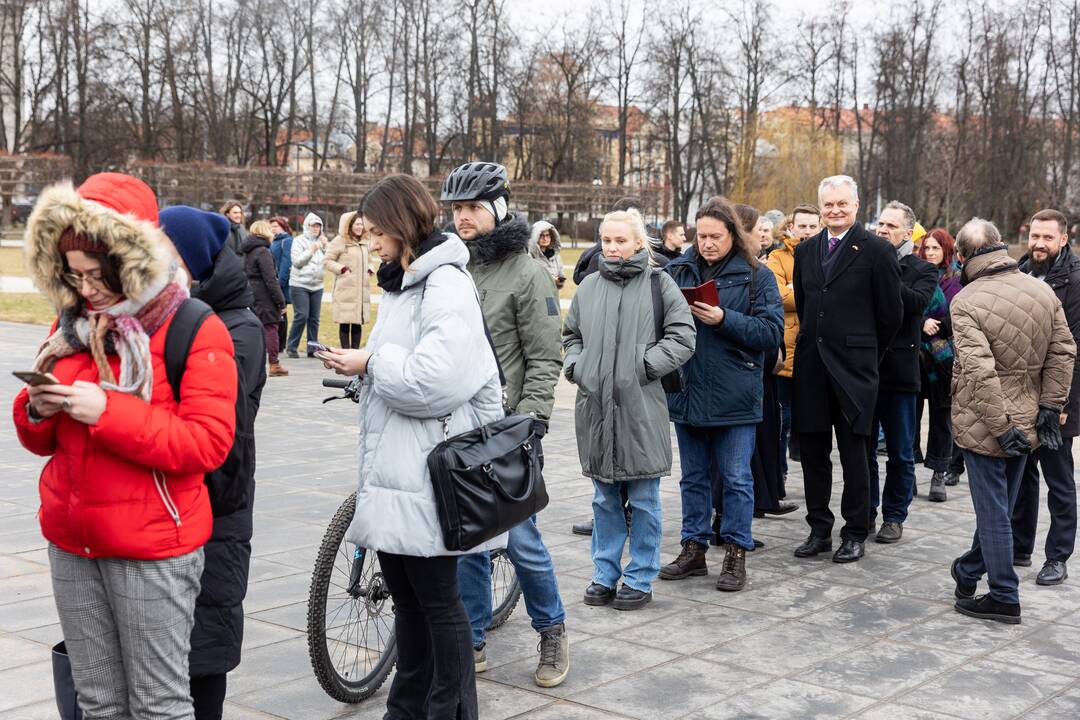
[164,298,214,401]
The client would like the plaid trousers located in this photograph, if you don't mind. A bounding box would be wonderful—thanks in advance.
[49,544,205,720]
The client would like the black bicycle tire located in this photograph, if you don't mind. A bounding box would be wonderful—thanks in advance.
[487,548,522,630]
[307,492,397,703]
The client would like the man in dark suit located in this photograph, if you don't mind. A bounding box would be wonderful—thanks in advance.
[868,202,938,543]
[792,175,903,563]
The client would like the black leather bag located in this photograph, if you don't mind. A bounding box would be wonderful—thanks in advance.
[427,414,548,551]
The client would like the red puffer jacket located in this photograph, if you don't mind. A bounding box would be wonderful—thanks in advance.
[13,313,238,560]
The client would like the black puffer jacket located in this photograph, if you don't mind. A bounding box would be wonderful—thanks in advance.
[243,234,287,325]
[188,248,267,677]
[1020,244,1080,438]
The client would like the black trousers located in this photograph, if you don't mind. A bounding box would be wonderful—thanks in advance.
[339,323,363,349]
[800,380,871,542]
[190,673,227,720]
[377,552,477,720]
[277,311,287,351]
[1011,437,1076,563]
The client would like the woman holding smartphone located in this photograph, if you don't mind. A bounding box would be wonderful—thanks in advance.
[13,173,237,719]
[320,174,504,720]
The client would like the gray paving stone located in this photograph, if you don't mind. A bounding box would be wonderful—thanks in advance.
[513,700,634,719]
[1023,684,1080,719]
[684,677,877,719]
[896,659,1074,719]
[569,656,766,719]
[795,639,967,698]
[989,624,1080,676]
[616,604,776,654]
[697,620,874,676]
[799,590,951,636]
[0,661,55,713]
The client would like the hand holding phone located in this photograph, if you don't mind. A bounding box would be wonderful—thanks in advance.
[13,371,61,387]
[307,341,334,360]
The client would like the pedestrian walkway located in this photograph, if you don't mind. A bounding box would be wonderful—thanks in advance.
[2,318,1080,719]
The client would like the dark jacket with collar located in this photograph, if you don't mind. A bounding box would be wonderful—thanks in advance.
[1020,244,1080,437]
[792,223,903,435]
[879,252,938,394]
[465,214,563,422]
[188,248,267,677]
[243,234,287,325]
[664,248,784,426]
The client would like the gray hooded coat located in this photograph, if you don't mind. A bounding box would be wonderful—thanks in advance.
[563,251,696,481]
[346,234,507,556]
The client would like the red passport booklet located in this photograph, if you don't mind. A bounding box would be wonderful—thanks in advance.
[681,281,719,307]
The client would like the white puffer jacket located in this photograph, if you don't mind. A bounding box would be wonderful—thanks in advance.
[289,212,327,290]
[347,234,507,556]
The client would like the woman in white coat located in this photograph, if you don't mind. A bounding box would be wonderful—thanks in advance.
[321,174,503,720]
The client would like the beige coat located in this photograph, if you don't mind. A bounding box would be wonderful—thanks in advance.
[950,250,1076,457]
[326,211,373,325]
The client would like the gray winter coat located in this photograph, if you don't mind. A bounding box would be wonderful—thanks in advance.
[346,234,507,556]
[563,251,696,481]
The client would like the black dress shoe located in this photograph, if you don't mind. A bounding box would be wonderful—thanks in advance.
[286,350,299,359]
[583,582,615,606]
[954,594,1021,624]
[951,558,976,599]
[612,585,652,611]
[572,519,594,536]
[794,534,832,558]
[943,471,960,486]
[755,502,799,518]
[1036,560,1068,586]
[1014,552,1032,568]
[832,539,865,563]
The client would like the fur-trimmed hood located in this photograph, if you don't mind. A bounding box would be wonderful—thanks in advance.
[468,213,531,264]
[336,210,368,245]
[24,175,170,312]
[529,220,562,257]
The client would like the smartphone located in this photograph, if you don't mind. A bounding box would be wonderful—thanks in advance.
[306,341,334,361]
[12,371,59,386]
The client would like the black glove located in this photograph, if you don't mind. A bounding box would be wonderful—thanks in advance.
[997,426,1033,457]
[1036,407,1064,451]
[533,419,548,439]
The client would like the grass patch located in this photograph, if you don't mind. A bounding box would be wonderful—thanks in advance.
[0,293,55,326]
[0,247,25,276]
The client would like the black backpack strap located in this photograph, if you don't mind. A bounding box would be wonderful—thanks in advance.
[650,271,664,342]
[164,298,214,402]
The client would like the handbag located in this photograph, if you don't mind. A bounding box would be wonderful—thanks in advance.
[423,272,549,552]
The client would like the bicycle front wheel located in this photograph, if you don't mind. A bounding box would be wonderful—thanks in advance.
[307,492,397,703]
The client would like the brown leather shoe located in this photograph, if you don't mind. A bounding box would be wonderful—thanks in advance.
[659,540,708,580]
[715,543,747,592]
[268,362,289,377]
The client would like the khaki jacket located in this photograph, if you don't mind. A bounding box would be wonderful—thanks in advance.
[326,211,373,325]
[765,233,799,377]
[950,250,1076,457]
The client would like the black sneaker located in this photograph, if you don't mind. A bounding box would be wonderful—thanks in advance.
[612,585,652,611]
[286,350,299,359]
[571,519,593,536]
[1014,552,1033,568]
[943,471,960,487]
[954,594,1021,624]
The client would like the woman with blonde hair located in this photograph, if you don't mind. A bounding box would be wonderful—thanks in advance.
[564,208,696,610]
[326,210,373,349]
[244,220,288,375]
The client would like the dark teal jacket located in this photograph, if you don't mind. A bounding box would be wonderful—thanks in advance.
[664,248,784,427]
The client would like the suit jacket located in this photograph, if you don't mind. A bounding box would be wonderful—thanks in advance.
[880,254,938,394]
[792,223,903,435]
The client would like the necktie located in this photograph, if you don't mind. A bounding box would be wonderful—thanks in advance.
[828,236,841,254]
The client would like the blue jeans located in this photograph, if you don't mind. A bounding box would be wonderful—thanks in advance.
[868,391,918,524]
[286,287,323,353]
[776,376,794,474]
[457,517,565,649]
[591,479,662,593]
[955,451,1027,604]
[674,423,756,551]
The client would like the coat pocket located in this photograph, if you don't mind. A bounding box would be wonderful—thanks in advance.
[845,334,876,348]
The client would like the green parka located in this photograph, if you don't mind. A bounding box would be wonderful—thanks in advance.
[563,251,696,481]
[466,215,563,421]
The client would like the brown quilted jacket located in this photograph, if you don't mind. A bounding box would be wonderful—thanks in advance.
[950,250,1076,457]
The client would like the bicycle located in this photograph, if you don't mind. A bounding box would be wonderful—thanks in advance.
[307,377,522,704]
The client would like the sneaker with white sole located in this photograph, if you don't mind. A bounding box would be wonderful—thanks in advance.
[534,624,569,688]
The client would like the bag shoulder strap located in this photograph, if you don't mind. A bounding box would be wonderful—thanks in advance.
[164,298,215,402]
[419,270,506,387]
[650,270,664,343]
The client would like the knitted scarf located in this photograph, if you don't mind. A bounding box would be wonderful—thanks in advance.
[920,268,959,382]
[32,266,189,401]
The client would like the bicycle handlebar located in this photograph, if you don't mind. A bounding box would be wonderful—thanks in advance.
[322,379,351,389]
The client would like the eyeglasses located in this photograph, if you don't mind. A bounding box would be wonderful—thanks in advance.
[62,271,107,290]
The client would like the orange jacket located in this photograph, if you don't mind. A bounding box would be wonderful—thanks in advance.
[765,233,801,377]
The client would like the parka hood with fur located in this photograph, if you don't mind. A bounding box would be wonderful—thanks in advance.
[468,213,531,264]
[24,174,171,313]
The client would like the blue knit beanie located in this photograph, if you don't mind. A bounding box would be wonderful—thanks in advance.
[160,205,230,282]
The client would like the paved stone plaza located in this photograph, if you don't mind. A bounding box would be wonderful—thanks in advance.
[3,318,1080,719]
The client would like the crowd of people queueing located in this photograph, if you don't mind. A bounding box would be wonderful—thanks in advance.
[11,161,1080,720]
